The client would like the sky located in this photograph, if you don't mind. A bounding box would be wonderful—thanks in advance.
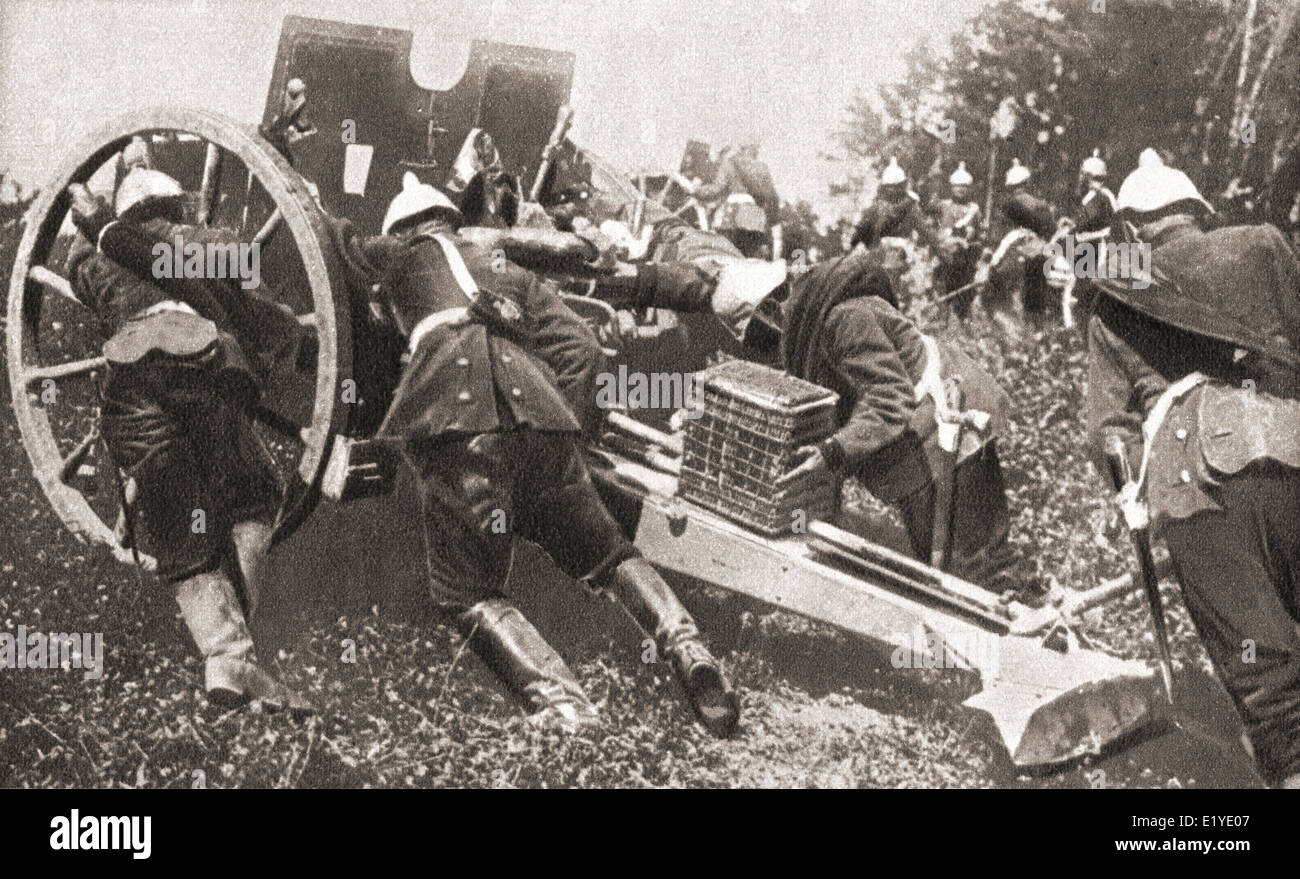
[0,0,990,220]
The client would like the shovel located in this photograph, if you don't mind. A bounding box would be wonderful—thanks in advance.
[961,629,1162,766]
[806,520,1165,767]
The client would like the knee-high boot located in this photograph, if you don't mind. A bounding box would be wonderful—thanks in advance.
[230,519,272,619]
[174,570,313,714]
[603,557,740,737]
[457,599,600,732]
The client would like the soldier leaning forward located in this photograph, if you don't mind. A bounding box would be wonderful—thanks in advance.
[986,159,1059,330]
[1057,150,1118,326]
[849,158,955,311]
[1084,149,1300,787]
[850,157,951,258]
[67,170,312,713]
[321,172,740,735]
[689,138,782,259]
[590,250,1026,596]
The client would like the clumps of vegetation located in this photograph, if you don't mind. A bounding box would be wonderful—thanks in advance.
[0,202,1232,788]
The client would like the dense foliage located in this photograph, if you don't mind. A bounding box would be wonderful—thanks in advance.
[831,0,1300,231]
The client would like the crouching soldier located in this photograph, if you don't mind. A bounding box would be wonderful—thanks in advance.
[588,250,1025,596]
[65,169,312,713]
[325,173,740,735]
[1085,150,1300,787]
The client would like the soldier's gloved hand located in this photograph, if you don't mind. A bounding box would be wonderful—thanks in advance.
[777,444,830,488]
[575,225,625,270]
[67,183,113,242]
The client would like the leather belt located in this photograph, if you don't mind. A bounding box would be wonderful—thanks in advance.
[135,300,199,319]
[407,306,469,354]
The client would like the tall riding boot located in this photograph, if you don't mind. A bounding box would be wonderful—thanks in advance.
[605,557,740,737]
[174,570,313,715]
[457,599,600,733]
[230,519,272,619]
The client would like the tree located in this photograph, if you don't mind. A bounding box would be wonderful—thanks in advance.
[830,0,1300,233]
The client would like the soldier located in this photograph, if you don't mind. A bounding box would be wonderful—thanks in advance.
[65,168,312,714]
[684,137,781,259]
[932,161,982,319]
[590,250,1025,595]
[1071,150,1117,243]
[1056,150,1117,326]
[323,172,740,735]
[851,158,939,251]
[849,158,952,309]
[1084,149,1300,787]
[985,158,1058,331]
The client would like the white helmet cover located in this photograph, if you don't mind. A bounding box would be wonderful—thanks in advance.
[1115,149,1212,216]
[1079,149,1107,178]
[880,156,907,186]
[382,171,461,235]
[114,167,183,217]
[948,161,974,187]
[1004,158,1031,187]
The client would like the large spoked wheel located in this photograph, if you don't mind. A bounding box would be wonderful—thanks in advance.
[6,107,351,567]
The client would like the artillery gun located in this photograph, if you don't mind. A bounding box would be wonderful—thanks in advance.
[7,15,1169,770]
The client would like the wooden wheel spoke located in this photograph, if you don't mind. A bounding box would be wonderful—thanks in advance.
[29,266,83,306]
[297,311,316,327]
[24,356,106,386]
[254,207,283,245]
[59,428,100,484]
[196,141,223,225]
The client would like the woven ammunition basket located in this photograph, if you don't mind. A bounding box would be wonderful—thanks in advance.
[679,360,839,536]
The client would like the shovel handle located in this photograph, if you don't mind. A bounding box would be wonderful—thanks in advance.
[1105,437,1175,703]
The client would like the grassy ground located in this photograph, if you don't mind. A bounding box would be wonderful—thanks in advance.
[0,240,1261,788]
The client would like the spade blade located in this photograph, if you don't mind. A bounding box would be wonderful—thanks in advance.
[963,635,1164,767]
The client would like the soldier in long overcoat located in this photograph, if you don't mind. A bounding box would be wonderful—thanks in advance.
[1085,150,1300,787]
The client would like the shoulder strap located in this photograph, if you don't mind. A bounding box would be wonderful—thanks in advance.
[407,232,479,303]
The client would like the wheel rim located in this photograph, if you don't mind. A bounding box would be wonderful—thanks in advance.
[6,106,351,566]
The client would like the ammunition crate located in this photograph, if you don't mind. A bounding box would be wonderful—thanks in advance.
[679,360,839,536]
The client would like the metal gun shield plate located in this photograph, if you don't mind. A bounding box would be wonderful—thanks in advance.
[263,15,574,234]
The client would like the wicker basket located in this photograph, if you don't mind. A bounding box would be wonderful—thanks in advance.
[679,360,839,536]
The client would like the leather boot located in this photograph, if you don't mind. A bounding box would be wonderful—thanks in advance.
[230,519,272,619]
[457,599,600,733]
[605,557,740,737]
[174,570,314,716]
